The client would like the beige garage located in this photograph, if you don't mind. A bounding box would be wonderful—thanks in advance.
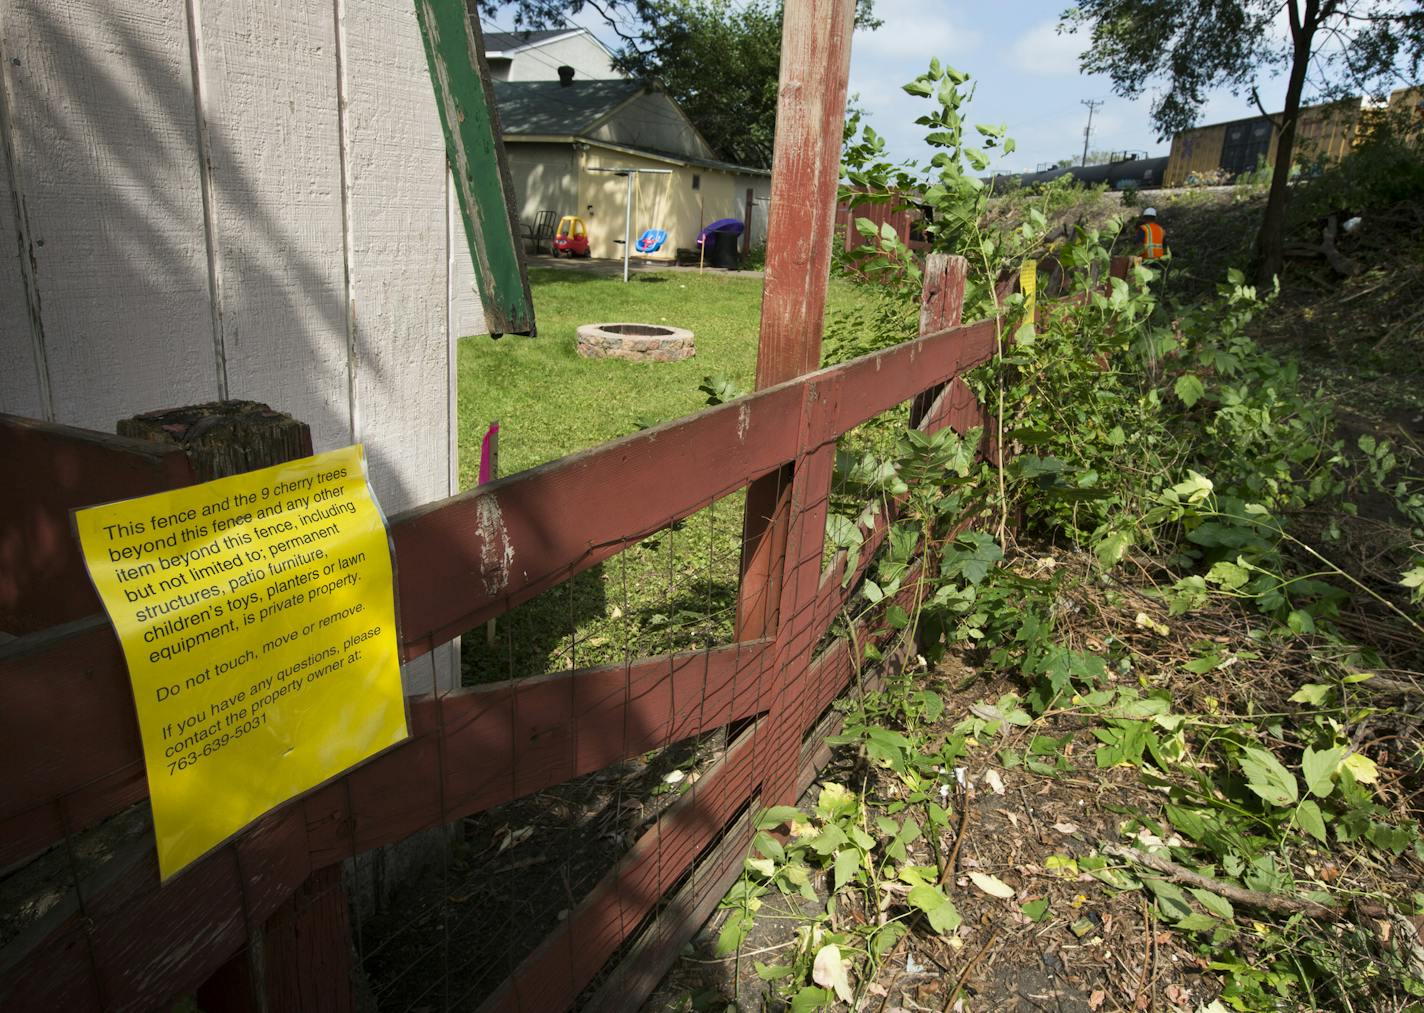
[495,78,770,261]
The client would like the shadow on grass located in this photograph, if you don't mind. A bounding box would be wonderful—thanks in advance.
[461,563,609,685]
[459,514,744,686]
[526,267,682,286]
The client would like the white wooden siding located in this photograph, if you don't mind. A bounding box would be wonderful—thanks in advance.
[0,0,486,694]
[505,142,579,225]
[448,171,486,339]
[197,0,352,452]
[737,174,772,249]
[3,2,219,426]
[0,58,46,420]
[500,32,618,83]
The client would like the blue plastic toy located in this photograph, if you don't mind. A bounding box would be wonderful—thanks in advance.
[636,228,667,253]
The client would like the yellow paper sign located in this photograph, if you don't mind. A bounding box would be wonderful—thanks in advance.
[74,445,408,880]
[1020,259,1037,327]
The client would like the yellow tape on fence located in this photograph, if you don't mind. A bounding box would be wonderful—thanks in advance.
[74,445,408,880]
[1020,259,1037,328]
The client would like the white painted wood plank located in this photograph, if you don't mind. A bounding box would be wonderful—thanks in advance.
[345,0,471,693]
[196,0,352,452]
[447,170,485,340]
[0,58,45,419]
[4,1,217,428]
[343,0,469,514]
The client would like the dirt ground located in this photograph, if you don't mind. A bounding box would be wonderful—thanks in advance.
[1148,188,1424,442]
[643,655,1223,1013]
[633,188,1424,1013]
[642,547,1423,1012]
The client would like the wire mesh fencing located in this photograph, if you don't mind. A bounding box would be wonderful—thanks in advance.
[0,247,1046,1011]
[460,490,751,687]
[356,484,771,1011]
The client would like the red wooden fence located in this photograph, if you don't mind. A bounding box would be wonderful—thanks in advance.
[837,191,929,255]
[0,286,997,1008]
[0,250,1131,1010]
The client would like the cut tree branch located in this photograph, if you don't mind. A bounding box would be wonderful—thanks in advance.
[1104,844,1389,921]
[1285,214,1360,275]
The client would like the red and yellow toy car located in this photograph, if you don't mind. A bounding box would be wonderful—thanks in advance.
[552,215,590,258]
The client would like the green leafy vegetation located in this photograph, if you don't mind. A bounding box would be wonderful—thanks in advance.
[684,62,1424,1012]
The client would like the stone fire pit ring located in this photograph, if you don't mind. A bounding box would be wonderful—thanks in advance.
[576,322,695,362]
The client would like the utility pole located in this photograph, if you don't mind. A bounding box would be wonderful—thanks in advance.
[1080,99,1104,166]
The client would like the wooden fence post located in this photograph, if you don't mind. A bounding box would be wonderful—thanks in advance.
[117,400,349,1013]
[197,864,352,1013]
[736,0,857,808]
[116,400,313,480]
[736,0,856,639]
[909,254,970,428]
[0,414,199,634]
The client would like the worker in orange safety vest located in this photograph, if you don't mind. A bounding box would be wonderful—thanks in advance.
[1138,207,1167,261]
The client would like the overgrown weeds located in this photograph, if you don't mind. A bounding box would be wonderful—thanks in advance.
[677,62,1424,1013]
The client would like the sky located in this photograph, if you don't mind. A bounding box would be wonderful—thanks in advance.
[846,0,1286,172]
[488,0,1302,172]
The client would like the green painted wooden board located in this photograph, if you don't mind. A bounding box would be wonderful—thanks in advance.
[414,0,536,336]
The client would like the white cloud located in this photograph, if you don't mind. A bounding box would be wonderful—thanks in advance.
[1009,20,1087,77]
[1195,89,1260,125]
[853,0,981,62]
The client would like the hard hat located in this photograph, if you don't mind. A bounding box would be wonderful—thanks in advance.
[1143,207,1158,217]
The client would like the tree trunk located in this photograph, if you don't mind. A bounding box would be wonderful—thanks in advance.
[1254,4,1318,289]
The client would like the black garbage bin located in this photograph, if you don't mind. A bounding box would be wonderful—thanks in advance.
[698,218,745,270]
[708,230,741,269]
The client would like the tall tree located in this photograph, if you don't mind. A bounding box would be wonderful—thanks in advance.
[612,1,784,167]
[1064,0,1424,288]
[482,1,879,168]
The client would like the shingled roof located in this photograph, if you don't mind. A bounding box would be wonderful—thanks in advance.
[493,79,645,136]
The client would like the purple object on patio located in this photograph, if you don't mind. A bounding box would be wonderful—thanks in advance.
[696,218,745,247]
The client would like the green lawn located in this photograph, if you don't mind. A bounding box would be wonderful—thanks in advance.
[459,268,757,482]
[456,266,867,685]
[458,267,864,481]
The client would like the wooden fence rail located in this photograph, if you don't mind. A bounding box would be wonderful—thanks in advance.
[0,241,1133,1009]
[0,312,998,872]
